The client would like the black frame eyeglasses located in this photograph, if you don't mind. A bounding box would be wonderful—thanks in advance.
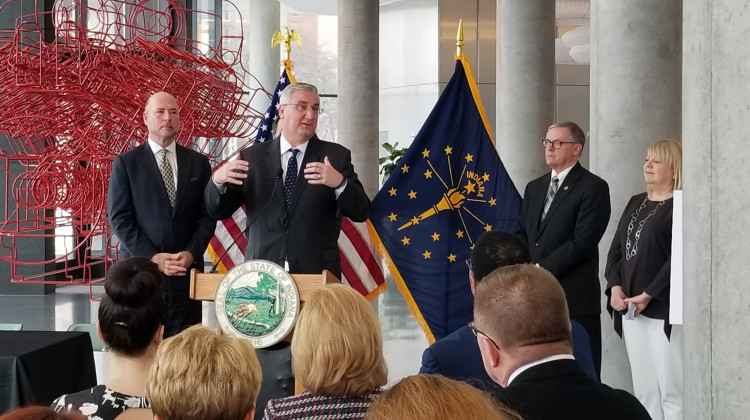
[282,102,323,114]
[541,139,576,149]
[468,321,499,350]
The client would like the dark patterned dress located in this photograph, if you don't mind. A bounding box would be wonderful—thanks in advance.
[51,384,150,420]
[262,390,381,420]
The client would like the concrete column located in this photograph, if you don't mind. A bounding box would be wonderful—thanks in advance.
[247,0,280,104]
[683,1,750,417]
[590,0,682,391]
[496,0,555,189]
[338,0,379,197]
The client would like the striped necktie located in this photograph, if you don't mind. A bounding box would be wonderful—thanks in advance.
[541,176,558,221]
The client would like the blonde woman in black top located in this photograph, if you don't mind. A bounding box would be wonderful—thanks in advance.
[605,139,683,420]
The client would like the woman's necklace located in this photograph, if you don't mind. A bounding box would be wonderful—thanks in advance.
[625,197,666,260]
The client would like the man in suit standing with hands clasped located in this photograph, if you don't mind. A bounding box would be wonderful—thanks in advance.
[108,92,216,337]
[516,121,611,379]
[205,82,370,278]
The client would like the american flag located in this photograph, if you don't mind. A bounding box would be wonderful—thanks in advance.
[206,63,386,300]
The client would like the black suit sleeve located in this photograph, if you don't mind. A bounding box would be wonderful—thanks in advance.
[185,156,217,261]
[204,174,247,221]
[539,179,611,279]
[335,148,370,222]
[107,154,159,257]
[515,183,533,245]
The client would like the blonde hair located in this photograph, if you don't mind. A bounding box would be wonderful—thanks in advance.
[292,283,387,396]
[474,264,571,352]
[146,325,262,420]
[365,374,521,420]
[646,139,682,194]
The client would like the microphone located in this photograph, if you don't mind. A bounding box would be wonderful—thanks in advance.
[209,168,284,273]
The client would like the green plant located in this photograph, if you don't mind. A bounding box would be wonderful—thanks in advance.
[379,142,407,178]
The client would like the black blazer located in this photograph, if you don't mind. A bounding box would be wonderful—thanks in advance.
[516,162,611,316]
[107,142,216,269]
[493,359,651,420]
[204,136,370,278]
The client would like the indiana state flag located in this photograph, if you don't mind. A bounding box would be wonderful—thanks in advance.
[370,56,521,342]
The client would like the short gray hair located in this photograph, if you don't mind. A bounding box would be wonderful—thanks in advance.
[548,121,586,148]
[280,82,319,104]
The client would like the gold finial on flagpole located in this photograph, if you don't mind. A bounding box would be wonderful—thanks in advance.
[272,27,302,64]
[456,19,464,56]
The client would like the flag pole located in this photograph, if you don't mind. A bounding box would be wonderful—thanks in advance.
[456,19,463,57]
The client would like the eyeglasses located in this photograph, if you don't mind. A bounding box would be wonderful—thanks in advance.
[283,102,323,114]
[468,321,499,350]
[465,258,473,272]
[541,139,576,149]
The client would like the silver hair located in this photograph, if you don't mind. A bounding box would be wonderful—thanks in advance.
[279,82,319,104]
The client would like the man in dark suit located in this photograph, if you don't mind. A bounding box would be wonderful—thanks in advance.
[474,264,650,420]
[108,92,215,338]
[204,82,369,278]
[419,231,597,389]
[516,121,610,378]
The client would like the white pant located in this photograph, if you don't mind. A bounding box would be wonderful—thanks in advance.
[623,315,683,420]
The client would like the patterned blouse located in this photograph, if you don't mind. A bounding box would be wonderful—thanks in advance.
[262,390,381,420]
[51,384,150,420]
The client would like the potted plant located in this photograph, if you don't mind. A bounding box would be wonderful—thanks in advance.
[379,142,407,181]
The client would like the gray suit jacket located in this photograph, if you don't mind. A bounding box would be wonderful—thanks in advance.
[205,136,370,278]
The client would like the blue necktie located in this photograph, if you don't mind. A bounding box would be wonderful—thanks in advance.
[284,149,299,208]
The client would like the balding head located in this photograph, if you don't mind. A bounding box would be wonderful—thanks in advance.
[474,264,571,353]
[143,92,180,146]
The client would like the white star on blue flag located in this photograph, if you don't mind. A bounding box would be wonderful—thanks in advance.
[254,71,290,143]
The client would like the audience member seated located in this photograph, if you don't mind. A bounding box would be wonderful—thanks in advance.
[262,284,387,420]
[0,406,84,420]
[364,374,521,420]
[419,231,597,391]
[474,264,651,420]
[52,258,166,420]
[146,325,262,420]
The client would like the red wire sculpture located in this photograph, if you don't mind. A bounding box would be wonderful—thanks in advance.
[0,0,267,291]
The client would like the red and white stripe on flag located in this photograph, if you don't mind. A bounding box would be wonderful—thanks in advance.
[339,218,387,300]
[208,212,387,300]
[206,206,247,273]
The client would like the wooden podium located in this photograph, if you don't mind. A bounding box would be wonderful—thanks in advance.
[189,268,341,303]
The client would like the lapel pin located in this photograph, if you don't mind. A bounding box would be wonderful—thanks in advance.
[564,186,569,191]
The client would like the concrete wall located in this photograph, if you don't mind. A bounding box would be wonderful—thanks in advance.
[683,0,750,417]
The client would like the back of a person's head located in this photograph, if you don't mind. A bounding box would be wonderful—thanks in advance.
[364,374,520,420]
[146,325,262,420]
[98,257,165,356]
[292,283,387,397]
[0,406,84,420]
[470,231,531,282]
[474,264,571,352]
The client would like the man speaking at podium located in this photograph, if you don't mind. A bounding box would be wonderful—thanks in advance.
[205,82,370,277]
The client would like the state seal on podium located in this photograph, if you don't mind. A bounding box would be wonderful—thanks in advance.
[214,260,300,348]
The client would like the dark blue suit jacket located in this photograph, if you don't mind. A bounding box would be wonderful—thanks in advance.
[419,321,597,389]
[108,142,215,264]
